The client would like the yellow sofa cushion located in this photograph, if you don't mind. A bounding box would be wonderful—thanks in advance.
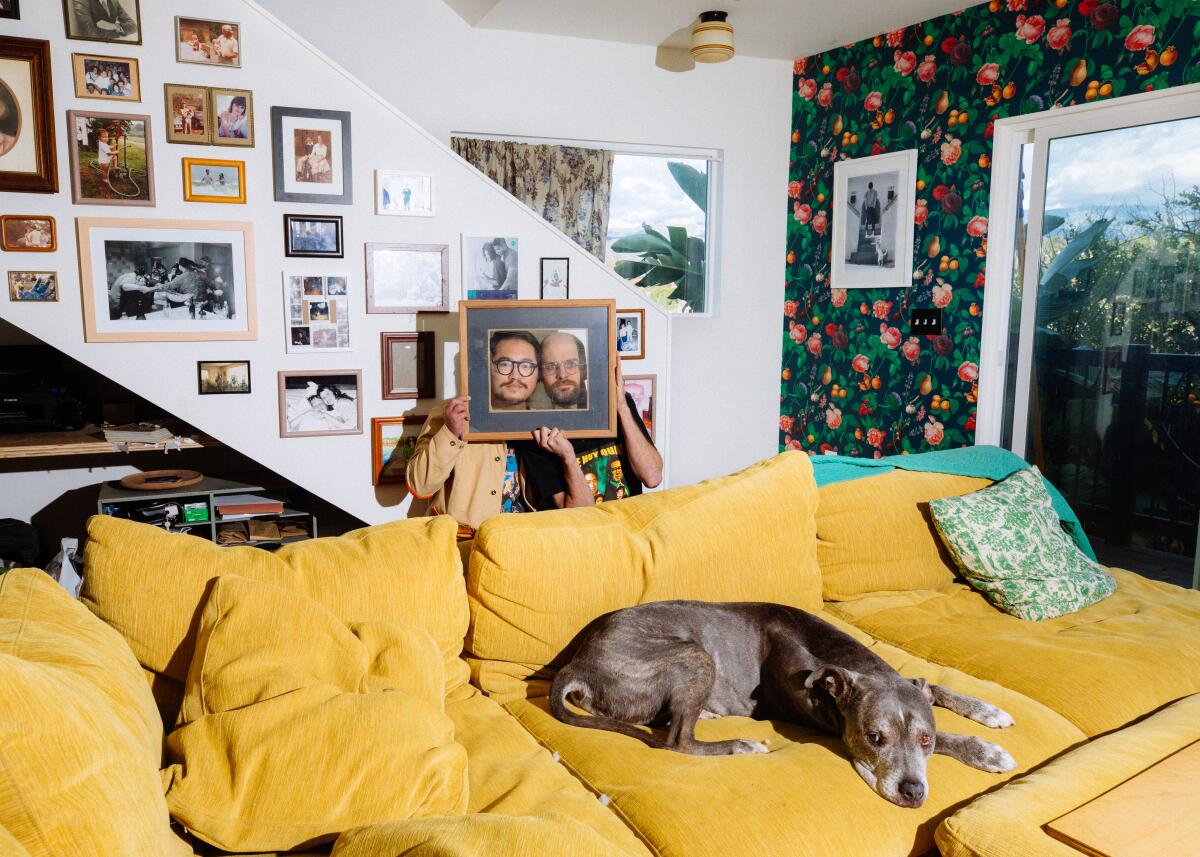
[498,612,1084,857]
[0,569,192,857]
[467,452,823,702]
[825,568,1200,735]
[936,693,1200,857]
[817,470,994,599]
[164,576,468,853]
[81,514,469,719]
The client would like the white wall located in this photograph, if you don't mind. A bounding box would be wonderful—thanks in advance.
[0,0,678,525]
[254,0,794,486]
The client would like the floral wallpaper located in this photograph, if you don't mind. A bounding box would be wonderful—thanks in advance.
[781,0,1200,457]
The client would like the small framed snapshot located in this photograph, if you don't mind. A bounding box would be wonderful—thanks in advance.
[464,235,518,299]
[459,298,617,441]
[278,370,362,438]
[624,374,657,443]
[375,170,433,216]
[77,217,256,342]
[0,36,58,194]
[372,415,426,486]
[210,87,253,147]
[366,242,449,313]
[540,257,569,300]
[271,106,353,205]
[63,0,141,45]
[831,148,917,290]
[284,213,342,258]
[0,1,18,21]
[7,271,57,302]
[1,215,56,251]
[197,360,250,394]
[182,157,245,204]
[67,109,154,205]
[164,83,209,145]
[615,307,645,360]
[381,331,435,400]
[175,17,241,67]
[284,273,350,353]
[72,53,140,101]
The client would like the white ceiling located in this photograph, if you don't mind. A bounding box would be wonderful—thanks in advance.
[442,0,973,61]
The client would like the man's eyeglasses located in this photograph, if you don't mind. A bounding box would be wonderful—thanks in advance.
[492,358,538,377]
[542,358,581,376]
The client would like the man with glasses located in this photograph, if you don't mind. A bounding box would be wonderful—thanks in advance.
[539,331,588,409]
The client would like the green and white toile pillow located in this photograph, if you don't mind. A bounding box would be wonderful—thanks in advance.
[929,467,1116,621]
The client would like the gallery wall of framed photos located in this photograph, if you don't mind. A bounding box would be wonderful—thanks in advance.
[0,0,669,526]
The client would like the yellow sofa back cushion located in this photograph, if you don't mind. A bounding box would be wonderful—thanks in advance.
[466,452,822,702]
[81,515,469,706]
[817,470,993,599]
[0,569,191,857]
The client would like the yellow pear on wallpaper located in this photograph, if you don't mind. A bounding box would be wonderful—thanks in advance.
[919,374,933,396]
[832,115,843,135]
[821,365,833,385]
[927,235,941,258]
[935,90,950,114]
[1068,58,1089,87]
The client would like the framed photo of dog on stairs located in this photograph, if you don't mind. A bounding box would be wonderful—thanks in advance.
[830,149,916,290]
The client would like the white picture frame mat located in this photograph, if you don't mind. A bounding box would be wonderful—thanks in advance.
[830,148,917,290]
[281,114,345,197]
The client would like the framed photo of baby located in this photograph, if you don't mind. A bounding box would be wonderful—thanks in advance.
[271,106,352,205]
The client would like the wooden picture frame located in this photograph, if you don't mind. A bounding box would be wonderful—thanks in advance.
[616,307,646,360]
[381,331,435,400]
[284,213,343,258]
[0,36,58,194]
[7,271,58,302]
[182,157,245,204]
[366,243,449,313]
[71,53,141,101]
[174,16,242,68]
[197,360,251,395]
[210,86,253,147]
[67,109,154,205]
[624,373,657,443]
[459,298,617,441]
[1,215,56,251]
[277,369,363,438]
[540,257,569,299]
[271,106,353,205]
[62,0,142,45]
[372,415,427,486]
[164,83,210,144]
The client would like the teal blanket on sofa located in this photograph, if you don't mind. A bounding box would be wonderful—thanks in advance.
[810,444,1097,561]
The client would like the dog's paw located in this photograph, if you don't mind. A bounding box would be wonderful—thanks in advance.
[731,739,770,755]
[980,705,1015,729]
[977,740,1016,773]
[698,709,721,720]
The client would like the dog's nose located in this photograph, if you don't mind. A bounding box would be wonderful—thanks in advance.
[898,779,925,804]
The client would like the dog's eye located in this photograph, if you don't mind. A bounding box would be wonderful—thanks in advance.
[866,731,883,746]
[919,734,932,747]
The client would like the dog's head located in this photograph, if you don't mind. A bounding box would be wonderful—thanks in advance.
[805,668,936,808]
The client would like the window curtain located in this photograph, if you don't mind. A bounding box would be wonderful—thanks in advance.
[451,137,615,260]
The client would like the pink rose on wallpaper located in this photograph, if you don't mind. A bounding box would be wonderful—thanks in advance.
[914,199,929,225]
[780,415,795,433]
[880,324,902,349]
[932,284,953,308]
[851,354,870,373]
[1015,15,1046,45]
[812,210,828,234]
[830,288,848,307]
[902,337,922,364]
[826,407,843,430]
[807,333,823,356]
[917,55,937,83]
[786,438,803,451]
[872,300,893,320]
[1006,0,1026,10]
[924,421,945,446]
[793,58,808,75]
[957,361,979,382]
[817,82,834,107]
[940,136,962,166]
[976,62,1000,85]
[794,202,812,224]
[788,180,804,199]
[1125,24,1155,52]
[967,215,989,237]
[789,322,807,345]
[1047,19,1072,51]
[798,78,817,99]
[886,28,906,47]
[784,299,799,318]
[894,50,918,76]
[867,428,888,449]
[864,91,884,112]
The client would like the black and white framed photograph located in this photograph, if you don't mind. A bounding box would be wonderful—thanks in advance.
[284,273,350,353]
[464,235,518,299]
[197,360,250,394]
[540,257,569,299]
[278,369,362,438]
[830,149,916,290]
[63,0,141,44]
[77,217,256,342]
[0,1,19,21]
[616,307,645,360]
[366,242,448,313]
[284,214,342,258]
[271,106,352,205]
[376,169,433,216]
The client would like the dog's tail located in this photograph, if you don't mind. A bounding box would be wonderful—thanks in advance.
[548,667,670,751]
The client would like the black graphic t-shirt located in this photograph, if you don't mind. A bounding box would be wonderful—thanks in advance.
[520,393,654,510]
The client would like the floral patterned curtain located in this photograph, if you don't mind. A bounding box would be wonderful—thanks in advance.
[451,137,615,260]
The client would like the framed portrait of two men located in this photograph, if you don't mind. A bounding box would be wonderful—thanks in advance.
[459,299,617,442]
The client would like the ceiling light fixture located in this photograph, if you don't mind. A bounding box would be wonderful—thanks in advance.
[690,11,734,64]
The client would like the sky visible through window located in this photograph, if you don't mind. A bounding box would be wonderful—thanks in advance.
[605,154,707,248]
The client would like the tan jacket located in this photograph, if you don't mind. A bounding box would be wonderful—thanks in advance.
[405,403,510,529]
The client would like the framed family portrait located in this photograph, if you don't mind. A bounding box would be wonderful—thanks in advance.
[1,215,56,251]
[63,0,141,45]
[278,370,362,438]
[284,213,342,258]
[366,243,449,313]
[7,271,57,302]
[830,149,917,290]
[458,298,617,441]
[76,217,256,342]
[616,308,645,360]
[0,37,58,194]
[464,235,518,299]
[624,374,657,442]
[271,106,353,205]
[182,157,245,204]
[164,83,208,144]
[372,416,426,486]
[376,170,433,216]
[197,360,250,394]
[175,17,241,67]
[72,53,140,101]
[67,109,153,205]
[540,257,569,299]
[381,331,434,400]
[211,87,253,147]
[0,1,18,21]
[284,273,350,353]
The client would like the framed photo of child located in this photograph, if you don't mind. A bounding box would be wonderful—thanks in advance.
[66,109,154,206]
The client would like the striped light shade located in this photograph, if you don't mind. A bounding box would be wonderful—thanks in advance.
[690,11,734,63]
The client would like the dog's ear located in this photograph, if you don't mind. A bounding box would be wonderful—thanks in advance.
[911,677,933,702]
[805,666,855,703]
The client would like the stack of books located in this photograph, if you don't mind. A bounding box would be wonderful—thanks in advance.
[103,422,174,445]
[213,494,285,518]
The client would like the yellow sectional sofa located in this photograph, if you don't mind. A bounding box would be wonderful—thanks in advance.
[1,449,1197,856]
